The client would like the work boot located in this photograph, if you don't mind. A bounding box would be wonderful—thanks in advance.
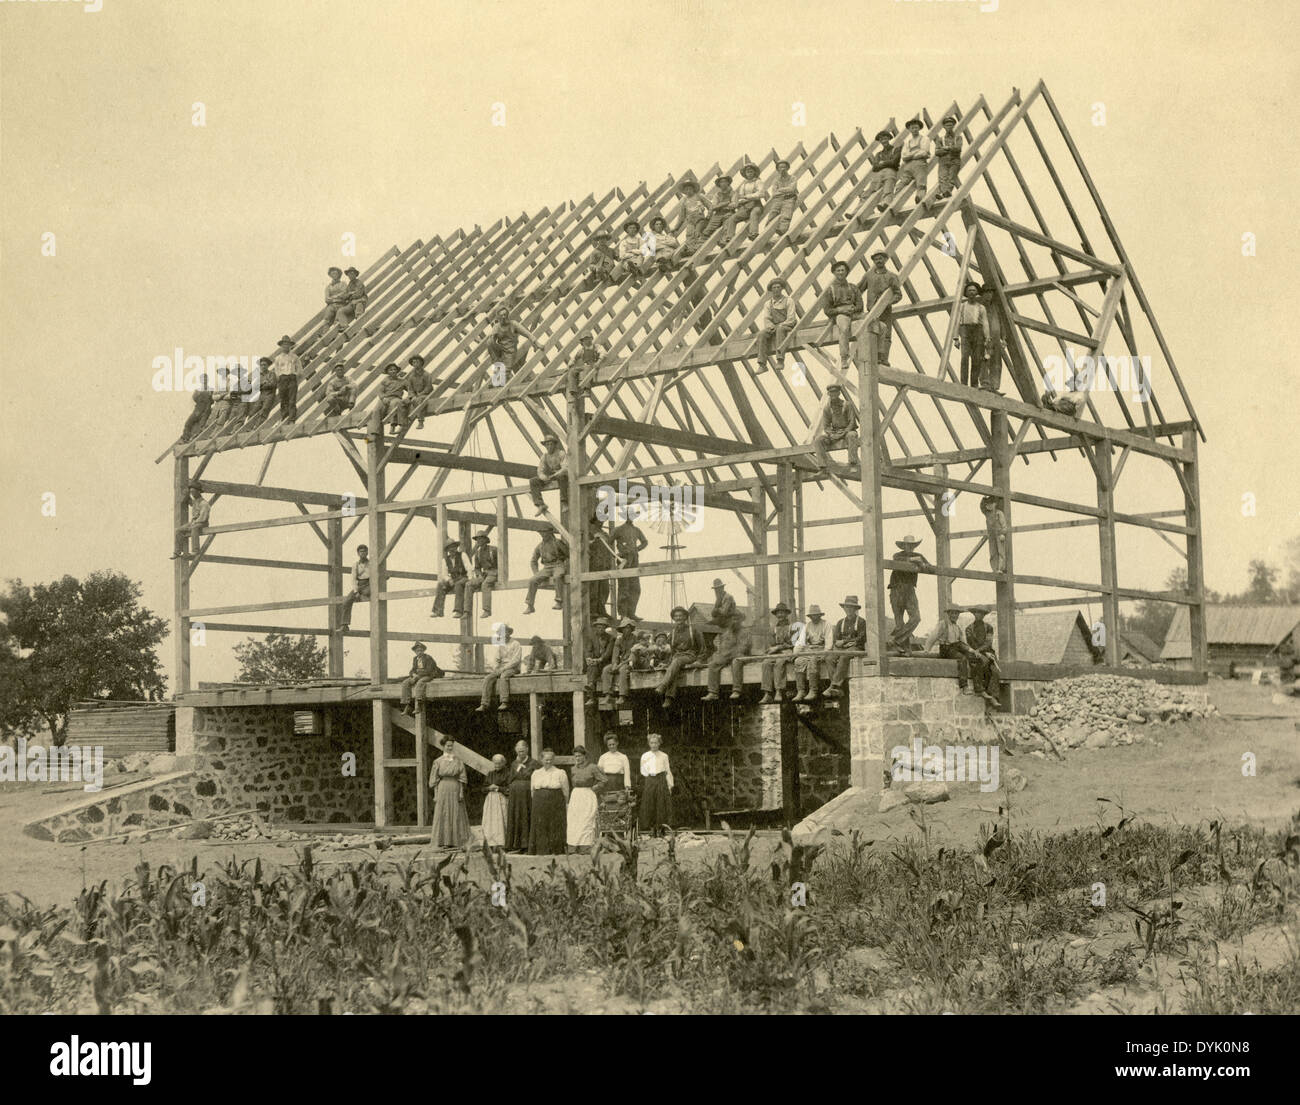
[551,600,564,610]
[759,692,775,704]
[729,690,742,701]
[497,700,510,712]
[702,693,719,702]
[474,705,488,714]
[522,604,535,615]
[822,687,841,699]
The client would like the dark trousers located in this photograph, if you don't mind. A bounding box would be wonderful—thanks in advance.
[970,651,1000,696]
[590,578,610,620]
[431,577,467,617]
[616,575,641,618]
[339,579,370,628]
[937,641,971,688]
[277,374,299,420]
[466,571,496,615]
[529,473,569,512]
[889,586,921,650]
[181,406,210,442]
[959,324,985,387]
[655,653,699,699]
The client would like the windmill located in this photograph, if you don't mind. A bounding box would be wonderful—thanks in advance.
[645,482,694,614]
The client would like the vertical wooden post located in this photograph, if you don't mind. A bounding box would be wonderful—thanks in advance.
[794,477,807,616]
[495,494,509,585]
[990,410,1017,660]
[777,464,796,606]
[372,699,392,828]
[327,516,344,677]
[566,377,587,674]
[530,692,543,759]
[173,457,191,695]
[571,691,586,758]
[857,328,886,668]
[933,462,952,615]
[366,429,388,683]
[1095,442,1121,665]
[750,480,769,624]
[1182,430,1207,673]
[414,709,429,827]
[459,518,474,673]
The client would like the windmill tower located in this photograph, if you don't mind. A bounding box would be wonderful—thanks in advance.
[648,485,690,613]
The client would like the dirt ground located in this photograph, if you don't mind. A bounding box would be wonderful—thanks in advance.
[1,678,1297,909]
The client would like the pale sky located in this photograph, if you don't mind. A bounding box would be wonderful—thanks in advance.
[1,0,1297,686]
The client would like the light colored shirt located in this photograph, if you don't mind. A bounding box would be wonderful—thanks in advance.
[493,639,523,670]
[640,750,674,789]
[538,447,566,479]
[958,301,989,339]
[598,750,632,788]
[795,620,830,654]
[760,294,792,331]
[900,132,933,162]
[734,179,767,206]
[352,559,370,583]
[271,350,305,381]
[530,765,569,797]
[925,618,966,651]
[325,279,349,305]
[770,170,797,198]
[187,499,211,528]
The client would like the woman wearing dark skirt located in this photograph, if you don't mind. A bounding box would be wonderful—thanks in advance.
[528,748,570,855]
[638,732,674,837]
[505,740,538,853]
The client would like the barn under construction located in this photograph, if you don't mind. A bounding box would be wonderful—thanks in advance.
[157,81,1207,832]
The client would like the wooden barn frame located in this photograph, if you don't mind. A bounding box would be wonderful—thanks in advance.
[163,81,1208,826]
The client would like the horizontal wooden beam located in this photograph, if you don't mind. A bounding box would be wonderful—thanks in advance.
[383,448,536,479]
[971,205,1124,275]
[193,479,358,508]
[588,415,753,456]
[580,543,864,583]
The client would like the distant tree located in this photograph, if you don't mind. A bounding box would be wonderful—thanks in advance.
[1283,535,1300,602]
[0,572,168,745]
[1122,567,1214,647]
[1243,560,1280,603]
[233,633,327,683]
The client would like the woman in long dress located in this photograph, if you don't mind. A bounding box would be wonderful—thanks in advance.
[566,746,603,854]
[505,740,537,853]
[430,740,470,848]
[481,753,509,851]
[528,748,569,856]
[638,732,674,837]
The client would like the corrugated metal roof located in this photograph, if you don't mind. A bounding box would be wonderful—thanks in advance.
[1161,605,1300,660]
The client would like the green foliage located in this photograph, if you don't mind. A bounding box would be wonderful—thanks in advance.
[0,572,167,745]
[233,633,327,684]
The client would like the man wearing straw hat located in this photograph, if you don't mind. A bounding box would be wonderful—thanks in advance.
[980,495,1009,574]
[864,250,901,368]
[766,157,799,236]
[430,539,468,618]
[399,642,444,715]
[888,535,930,655]
[814,384,860,473]
[933,115,962,200]
[966,606,1002,705]
[824,594,868,699]
[793,604,831,702]
[924,604,974,692]
[956,281,990,387]
[653,606,705,708]
[757,278,795,375]
[823,260,864,371]
[733,162,768,243]
[529,432,568,515]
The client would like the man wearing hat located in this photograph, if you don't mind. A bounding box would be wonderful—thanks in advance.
[271,335,305,422]
[375,362,406,432]
[613,219,648,282]
[599,616,640,709]
[523,633,559,673]
[338,543,370,629]
[323,266,349,327]
[399,642,444,715]
[703,610,750,702]
[653,606,705,707]
[431,538,469,618]
[341,266,368,323]
[674,178,711,257]
[643,216,679,274]
[863,129,902,215]
[588,513,616,621]
[704,173,736,241]
[733,163,768,243]
[978,284,1004,392]
[253,358,279,424]
[180,373,214,443]
[583,230,618,288]
[793,604,831,702]
[758,601,797,704]
[965,606,1001,704]
[709,578,737,628]
[823,260,864,370]
[401,354,433,428]
[529,431,568,515]
[485,307,536,382]
[934,116,962,201]
[766,158,799,236]
[888,536,930,655]
[814,383,860,473]
[477,624,523,713]
[465,532,499,617]
[583,615,614,696]
[824,595,868,699]
[573,333,602,374]
[864,251,901,368]
[612,508,649,618]
[980,495,1008,574]
[893,117,933,204]
[322,361,354,418]
[171,485,211,559]
[956,281,990,387]
[924,605,973,692]
[758,278,795,375]
[523,525,568,614]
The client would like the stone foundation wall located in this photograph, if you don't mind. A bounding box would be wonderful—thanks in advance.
[849,675,1005,789]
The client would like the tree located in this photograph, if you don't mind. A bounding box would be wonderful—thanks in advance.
[1244,560,1279,604]
[233,633,327,683]
[1121,567,1217,647]
[0,572,168,745]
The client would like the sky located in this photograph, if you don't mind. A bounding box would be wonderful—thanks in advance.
[1,0,1297,685]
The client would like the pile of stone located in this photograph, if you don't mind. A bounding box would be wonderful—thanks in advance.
[1004,674,1215,755]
